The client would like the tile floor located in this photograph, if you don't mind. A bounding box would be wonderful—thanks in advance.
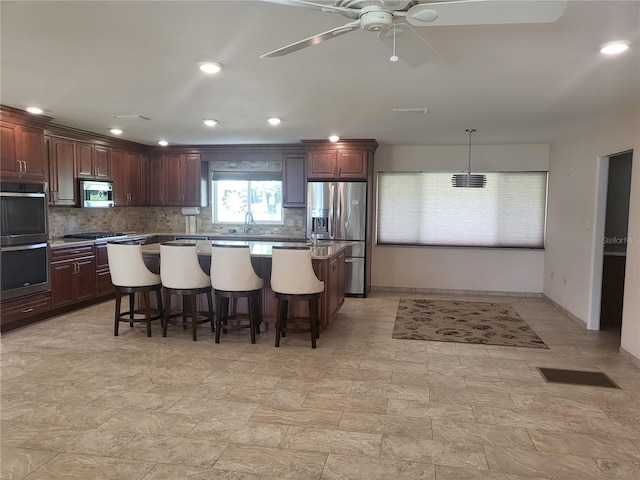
[1,292,640,479]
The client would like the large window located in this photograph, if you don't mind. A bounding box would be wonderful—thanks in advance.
[377,172,547,248]
[212,174,283,224]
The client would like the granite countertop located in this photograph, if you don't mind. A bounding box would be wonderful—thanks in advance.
[141,239,345,259]
[50,232,307,248]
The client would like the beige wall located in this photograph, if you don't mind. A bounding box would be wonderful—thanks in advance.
[371,144,549,294]
[545,106,640,361]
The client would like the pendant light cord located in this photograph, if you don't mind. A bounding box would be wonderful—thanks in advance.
[466,128,476,174]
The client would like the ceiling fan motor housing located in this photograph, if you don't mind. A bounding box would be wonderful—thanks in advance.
[360,7,394,31]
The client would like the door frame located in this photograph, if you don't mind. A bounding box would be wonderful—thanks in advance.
[588,150,633,331]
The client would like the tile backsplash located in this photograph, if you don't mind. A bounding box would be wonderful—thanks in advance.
[48,205,306,238]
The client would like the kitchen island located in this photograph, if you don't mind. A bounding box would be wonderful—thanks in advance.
[141,240,346,331]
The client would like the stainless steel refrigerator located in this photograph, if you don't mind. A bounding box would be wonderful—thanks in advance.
[307,181,367,296]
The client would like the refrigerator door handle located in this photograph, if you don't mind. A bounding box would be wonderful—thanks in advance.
[328,183,335,238]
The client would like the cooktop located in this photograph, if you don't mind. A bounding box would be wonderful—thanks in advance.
[64,232,127,239]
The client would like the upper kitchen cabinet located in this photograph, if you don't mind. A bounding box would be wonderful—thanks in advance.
[112,149,149,206]
[149,152,201,207]
[0,106,51,182]
[303,139,378,181]
[282,153,306,208]
[77,142,110,180]
[47,136,76,206]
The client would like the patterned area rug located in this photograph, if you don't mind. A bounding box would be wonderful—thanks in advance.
[392,299,548,349]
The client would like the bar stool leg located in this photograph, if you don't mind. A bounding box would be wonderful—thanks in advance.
[215,295,226,343]
[141,291,151,337]
[189,294,197,341]
[309,296,318,349]
[128,293,135,327]
[207,291,215,332]
[162,289,171,337]
[114,290,122,336]
[248,294,257,344]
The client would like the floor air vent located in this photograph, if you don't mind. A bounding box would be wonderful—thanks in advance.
[537,367,620,389]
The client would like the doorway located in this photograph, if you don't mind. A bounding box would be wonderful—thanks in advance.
[599,151,633,331]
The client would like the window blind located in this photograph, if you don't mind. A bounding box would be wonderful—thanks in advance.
[377,172,547,248]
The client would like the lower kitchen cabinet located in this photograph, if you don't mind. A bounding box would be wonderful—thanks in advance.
[51,244,96,308]
[95,242,115,296]
[0,292,52,332]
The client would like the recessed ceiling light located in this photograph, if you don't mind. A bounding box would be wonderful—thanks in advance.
[203,119,218,127]
[267,117,282,126]
[329,135,340,143]
[25,106,43,114]
[110,128,123,135]
[158,140,169,146]
[197,61,223,74]
[598,40,631,55]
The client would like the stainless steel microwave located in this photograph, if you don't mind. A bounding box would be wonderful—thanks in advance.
[78,179,114,208]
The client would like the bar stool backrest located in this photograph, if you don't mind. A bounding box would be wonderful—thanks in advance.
[107,243,160,287]
[210,245,263,292]
[271,246,324,295]
[160,244,210,289]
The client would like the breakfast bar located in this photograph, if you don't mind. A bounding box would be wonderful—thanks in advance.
[140,240,347,331]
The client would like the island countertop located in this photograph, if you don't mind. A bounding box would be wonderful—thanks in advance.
[140,239,348,259]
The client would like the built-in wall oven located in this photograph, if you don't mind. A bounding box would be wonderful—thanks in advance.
[1,181,50,301]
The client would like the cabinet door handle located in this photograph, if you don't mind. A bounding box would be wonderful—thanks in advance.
[21,307,35,313]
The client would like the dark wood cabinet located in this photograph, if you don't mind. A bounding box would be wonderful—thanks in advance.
[51,244,96,308]
[282,154,306,208]
[329,251,346,317]
[149,154,166,205]
[112,149,148,206]
[77,142,110,179]
[0,292,52,332]
[48,136,76,206]
[303,139,377,181]
[95,242,115,296]
[0,121,47,181]
[149,153,201,206]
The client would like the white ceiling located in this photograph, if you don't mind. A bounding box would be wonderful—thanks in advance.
[1,1,638,147]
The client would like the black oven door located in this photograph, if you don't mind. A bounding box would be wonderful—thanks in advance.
[1,182,49,246]
[1,242,50,301]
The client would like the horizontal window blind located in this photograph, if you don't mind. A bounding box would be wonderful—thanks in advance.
[377,172,547,248]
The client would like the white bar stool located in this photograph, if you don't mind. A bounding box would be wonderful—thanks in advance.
[107,242,163,337]
[160,243,214,341]
[210,245,264,344]
[270,246,324,348]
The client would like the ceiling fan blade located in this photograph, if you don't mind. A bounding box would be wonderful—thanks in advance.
[260,0,355,15]
[377,23,439,68]
[407,0,568,27]
[260,20,361,58]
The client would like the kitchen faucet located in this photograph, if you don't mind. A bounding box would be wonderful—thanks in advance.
[244,211,254,233]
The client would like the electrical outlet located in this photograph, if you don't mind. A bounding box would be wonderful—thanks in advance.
[286,219,294,227]
[296,219,303,227]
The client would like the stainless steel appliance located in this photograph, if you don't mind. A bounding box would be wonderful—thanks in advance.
[307,181,367,296]
[1,242,50,300]
[78,179,114,208]
[1,181,48,246]
[1,181,50,300]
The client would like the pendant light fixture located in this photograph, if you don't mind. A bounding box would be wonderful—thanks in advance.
[452,128,487,188]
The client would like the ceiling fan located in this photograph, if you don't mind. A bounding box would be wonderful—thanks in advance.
[260,0,568,67]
